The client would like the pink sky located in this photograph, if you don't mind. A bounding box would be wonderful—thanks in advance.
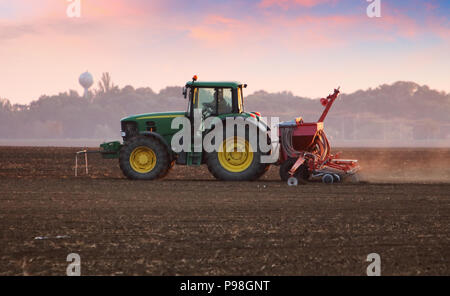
[1,0,449,104]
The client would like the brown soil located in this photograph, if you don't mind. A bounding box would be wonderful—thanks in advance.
[0,147,449,275]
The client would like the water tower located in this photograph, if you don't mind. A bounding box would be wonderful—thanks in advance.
[79,71,94,98]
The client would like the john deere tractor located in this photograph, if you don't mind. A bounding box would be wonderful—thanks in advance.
[101,76,270,181]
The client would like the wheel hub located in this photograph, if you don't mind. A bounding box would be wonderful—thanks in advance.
[138,154,149,164]
[218,137,253,173]
[130,146,156,173]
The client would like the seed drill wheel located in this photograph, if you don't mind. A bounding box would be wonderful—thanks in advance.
[287,177,298,186]
[206,135,266,181]
[119,136,170,180]
[322,174,334,184]
[279,158,310,183]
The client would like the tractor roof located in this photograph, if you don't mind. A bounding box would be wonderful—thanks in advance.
[186,81,243,88]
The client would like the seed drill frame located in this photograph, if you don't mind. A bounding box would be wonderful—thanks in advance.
[278,88,360,185]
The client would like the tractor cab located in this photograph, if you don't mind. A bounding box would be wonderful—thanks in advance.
[184,76,246,119]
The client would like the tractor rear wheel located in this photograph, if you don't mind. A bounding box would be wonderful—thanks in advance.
[206,135,266,181]
[119,136,170,180]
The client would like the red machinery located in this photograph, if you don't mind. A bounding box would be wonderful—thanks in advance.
[278,87,360,185]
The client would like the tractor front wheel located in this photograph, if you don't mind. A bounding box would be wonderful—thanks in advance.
[119,136,170,180]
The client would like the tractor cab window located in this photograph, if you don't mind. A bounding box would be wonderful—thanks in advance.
[191,87,234,117]
[237,87,244,113]
[196,88,216,118]
[217,88,233,114]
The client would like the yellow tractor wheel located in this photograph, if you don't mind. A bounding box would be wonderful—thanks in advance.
[217,137,254,173]
[207,135,266,181]
[129,146,157,173]
[119,136,170,180]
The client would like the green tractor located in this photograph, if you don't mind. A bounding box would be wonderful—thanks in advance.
[101,76,270,181]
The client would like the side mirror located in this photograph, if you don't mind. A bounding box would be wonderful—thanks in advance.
[182,87,187,99]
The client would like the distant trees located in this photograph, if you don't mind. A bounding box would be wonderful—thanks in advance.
[97,72,119,95]
[0,80,448,145]
[0,98,11,111]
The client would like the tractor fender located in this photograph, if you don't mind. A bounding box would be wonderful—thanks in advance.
[255,117,270,132]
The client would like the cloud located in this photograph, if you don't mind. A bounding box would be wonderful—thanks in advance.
[0,22,36,40]
[1,0,449,104]
[185,11,438,51]
[2,0,448,47]
[259,0,338,8]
